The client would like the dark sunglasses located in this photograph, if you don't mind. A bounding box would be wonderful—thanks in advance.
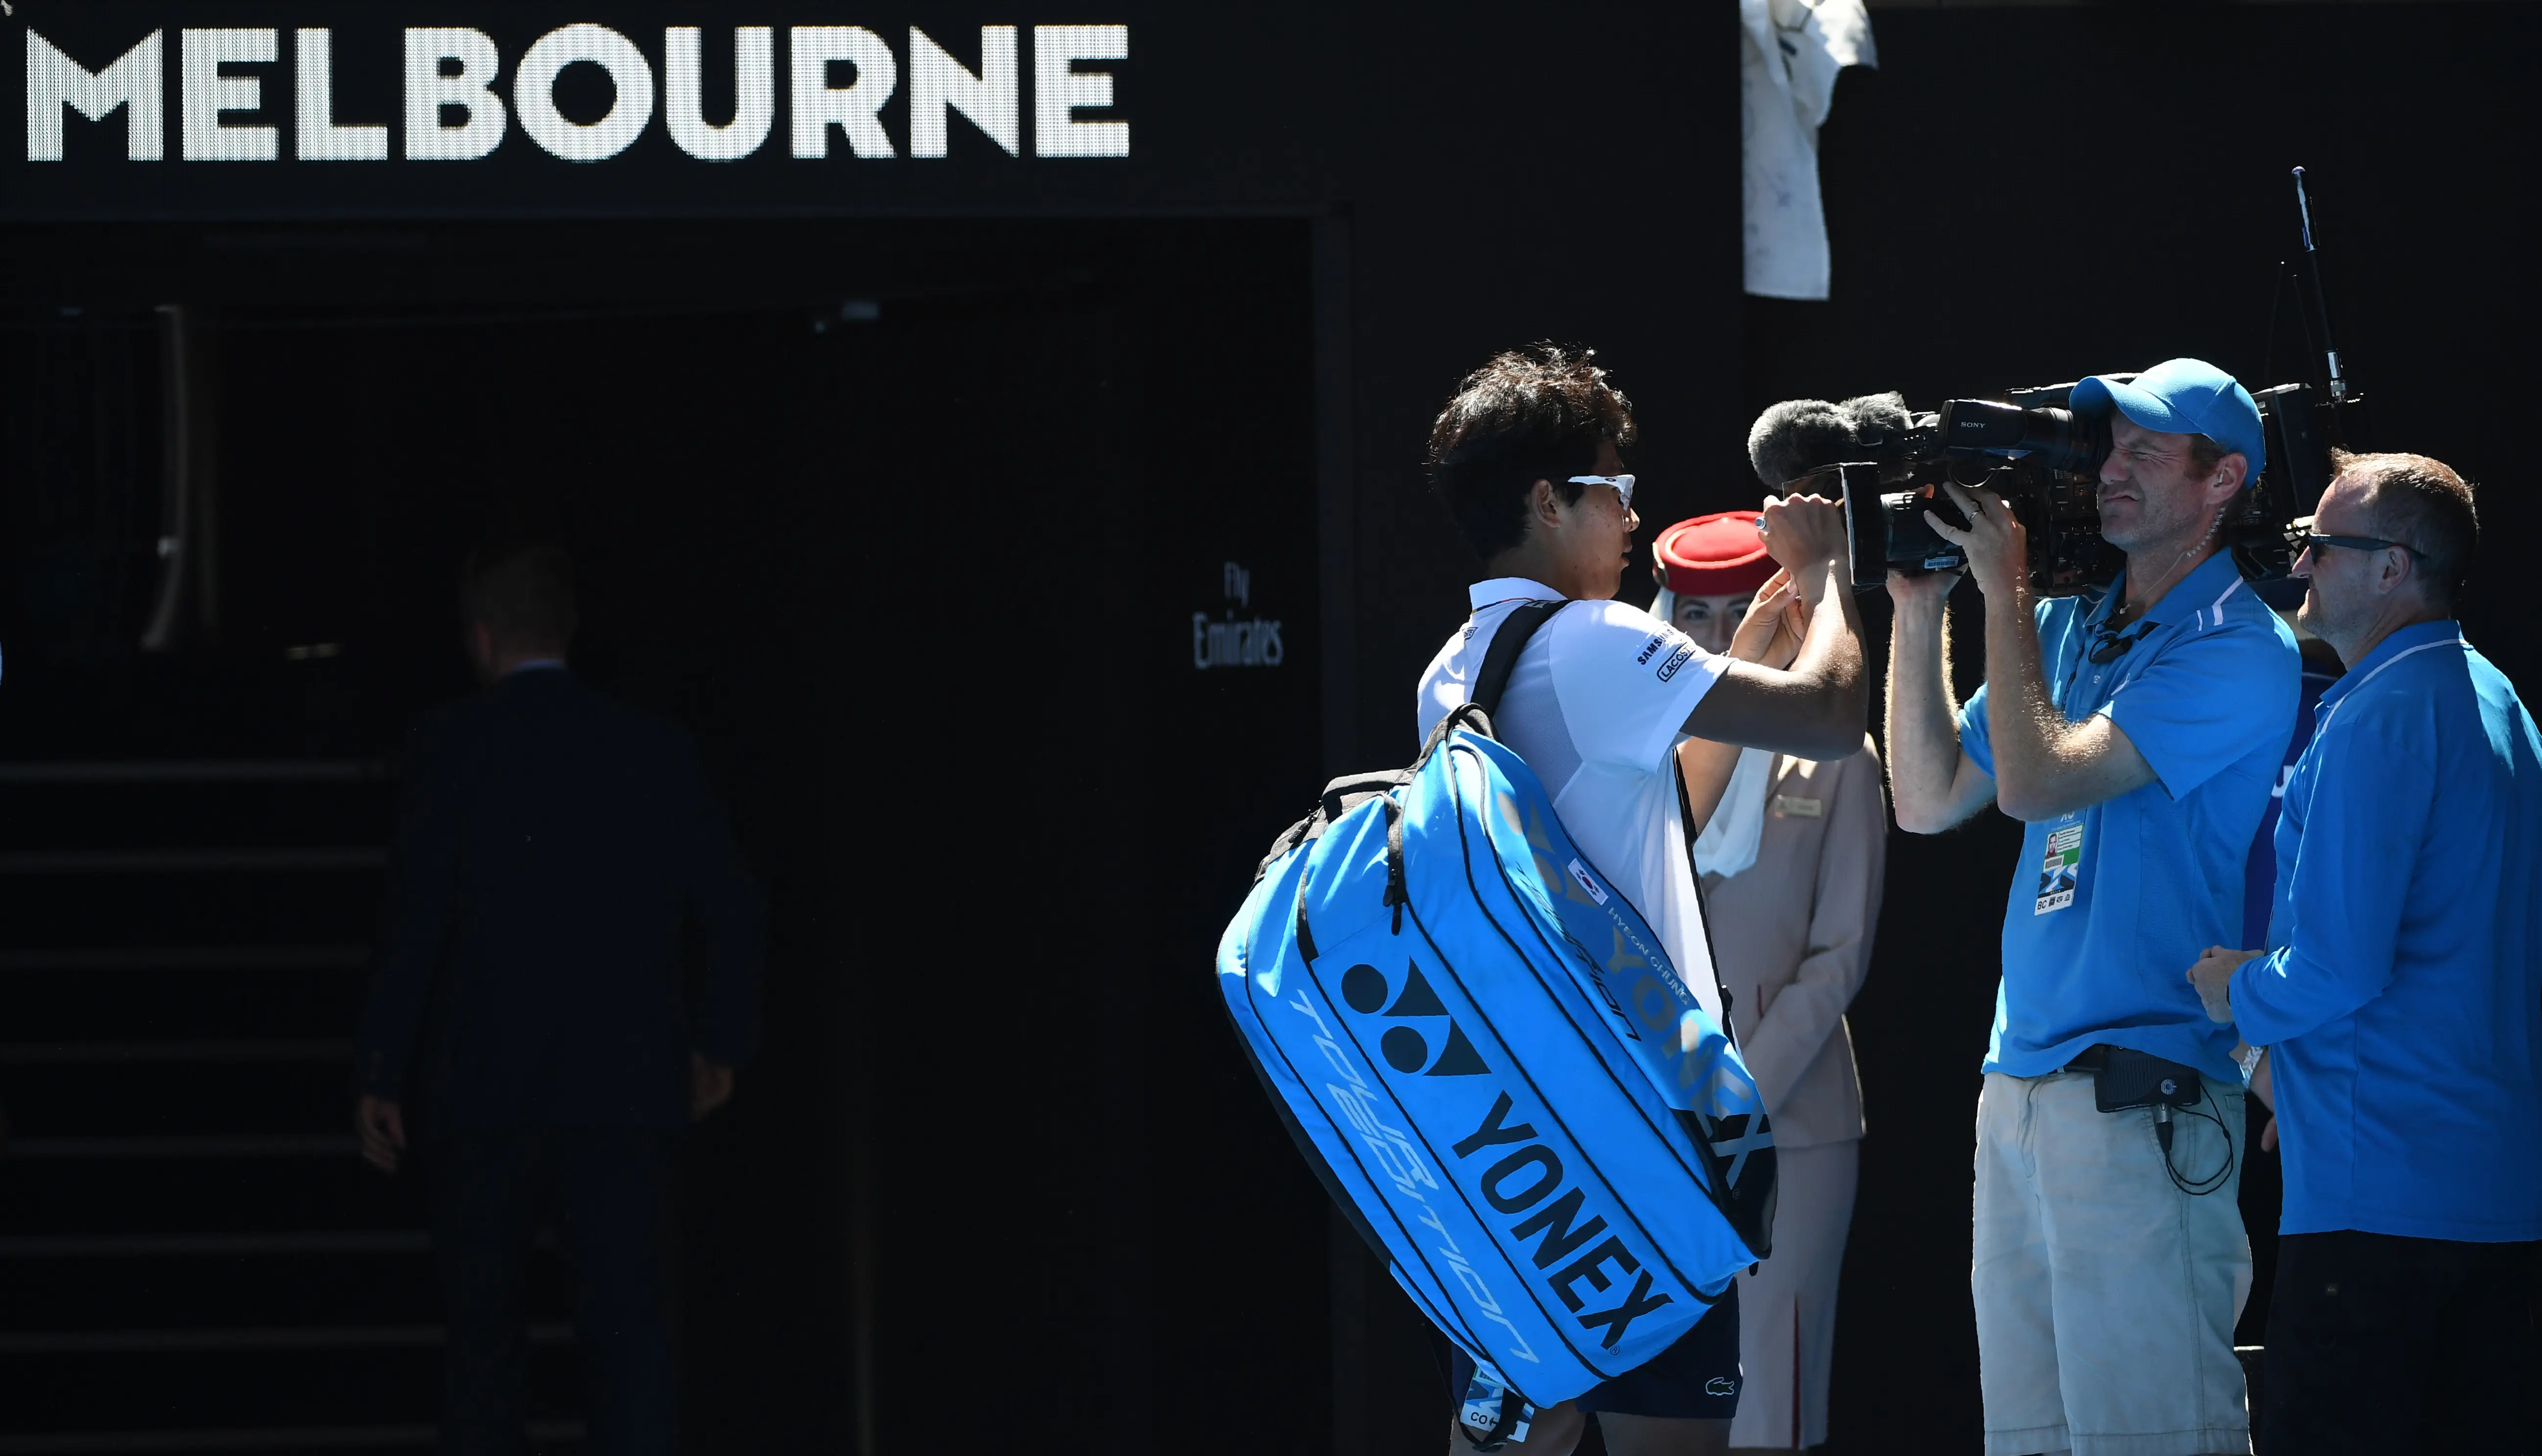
[2304,532,2423,559]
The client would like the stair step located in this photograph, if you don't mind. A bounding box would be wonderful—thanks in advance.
[0,948,368,972]
[0,1337,584,1438]
[0,1041,352,1065]
[0,1224,574,1331]
[0,777,391,855]
[0,964,365,1044]
[9,1136,359,1159]
[0,879,381,944]
[0,1239,570,1332]
[0,1422,581,1455]
[4,1059,356,1138]
[0,1232,429,1258]
[0,1325,572,1354]
[0,849,387,874]
[0,1157,419,1234]
[0,762,388,786]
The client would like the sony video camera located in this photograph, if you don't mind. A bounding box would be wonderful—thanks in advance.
[1756,379,2369,598]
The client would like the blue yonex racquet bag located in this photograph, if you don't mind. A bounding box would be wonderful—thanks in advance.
[1216,603,1776,1426]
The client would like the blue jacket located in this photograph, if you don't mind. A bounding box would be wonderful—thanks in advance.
[2233,622,2542,1240]
[356,669,767,1133]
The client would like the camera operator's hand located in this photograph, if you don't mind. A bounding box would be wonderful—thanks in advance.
[1925,482,2026,598]
[1884,565,1961,616]
[1728,568,1807,671]
[1756,493,1847,591]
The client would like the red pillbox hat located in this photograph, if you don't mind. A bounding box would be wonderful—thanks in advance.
[1654,511,1775,597]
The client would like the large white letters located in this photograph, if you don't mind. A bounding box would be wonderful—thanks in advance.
[908,26,1017,159]
[1034,24,1128,158]
[181,28,279,162]
[26,29,165,162]
[790,26,897,160]
[665,26,774,162]
[296,29,388,160]
[516,23,654,163]
[24,22,1138,169]
[403,27,505,160]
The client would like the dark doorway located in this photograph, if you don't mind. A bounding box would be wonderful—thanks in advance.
[0,217,1332,1453]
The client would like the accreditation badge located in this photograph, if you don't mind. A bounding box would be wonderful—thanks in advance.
[2035,821,2082,915]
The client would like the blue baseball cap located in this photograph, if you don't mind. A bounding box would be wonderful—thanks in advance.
[2070,358,2264,486]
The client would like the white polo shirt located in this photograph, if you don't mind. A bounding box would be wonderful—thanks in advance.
[1416,577,1735,1020]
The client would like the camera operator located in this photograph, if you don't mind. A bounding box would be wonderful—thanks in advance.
[1885,359,2300,1456]
[1421,344,1867,1456]
[2186,451,2542,1454]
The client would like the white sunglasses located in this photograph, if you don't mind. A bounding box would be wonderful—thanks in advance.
[1568,473,1637,510]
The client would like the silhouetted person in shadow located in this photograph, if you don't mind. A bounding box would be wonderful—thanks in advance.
[354,546,765,1456]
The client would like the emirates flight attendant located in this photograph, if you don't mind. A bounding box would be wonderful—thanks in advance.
[1656,512,1884,1455]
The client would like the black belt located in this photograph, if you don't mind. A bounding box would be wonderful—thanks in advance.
[2063,1043,2114,1074]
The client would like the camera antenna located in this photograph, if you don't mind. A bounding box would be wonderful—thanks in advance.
[2293,166,2348,402]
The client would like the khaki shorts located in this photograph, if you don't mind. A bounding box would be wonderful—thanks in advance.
[1973,1068,2251,1456]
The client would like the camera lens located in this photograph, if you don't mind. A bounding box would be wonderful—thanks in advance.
[1939,400,2112,475]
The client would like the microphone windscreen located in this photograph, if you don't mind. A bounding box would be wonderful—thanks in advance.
[1838,391,1912,447]
[1747,399,1858,490]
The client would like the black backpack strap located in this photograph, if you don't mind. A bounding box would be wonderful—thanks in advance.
[1470,600,1564,717]
[1414,600,1567,767]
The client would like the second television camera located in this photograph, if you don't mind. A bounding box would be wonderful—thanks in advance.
[1757,379,2366,597]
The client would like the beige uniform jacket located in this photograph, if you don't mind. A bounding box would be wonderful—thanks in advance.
[1698,736,1885,1150]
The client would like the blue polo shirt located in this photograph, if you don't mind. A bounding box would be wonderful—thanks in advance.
[2231,622,2542,1241]
[1959,551,2300,1080]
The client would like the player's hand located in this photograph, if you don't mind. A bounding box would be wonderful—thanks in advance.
[1756,493,1846,580]
[1727,569,1806,670]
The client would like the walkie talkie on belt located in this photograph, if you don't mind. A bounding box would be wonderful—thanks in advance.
[2069,1044,2232,1195]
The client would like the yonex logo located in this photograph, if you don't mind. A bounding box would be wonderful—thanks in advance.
[1341,961,1490,1077]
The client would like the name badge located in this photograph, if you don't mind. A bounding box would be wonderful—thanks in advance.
[1770,795,1822,819]
[2035,822,2082,915]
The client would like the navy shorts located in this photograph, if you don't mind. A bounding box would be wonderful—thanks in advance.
[1450,1278,1741,1421]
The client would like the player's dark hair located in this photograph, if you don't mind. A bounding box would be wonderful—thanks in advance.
[1427,344,1638,561]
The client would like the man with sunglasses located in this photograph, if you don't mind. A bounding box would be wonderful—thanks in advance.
[1420,345,1868,1456]
[2185,451,2542,1454]
[1885,358,2300,1456]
